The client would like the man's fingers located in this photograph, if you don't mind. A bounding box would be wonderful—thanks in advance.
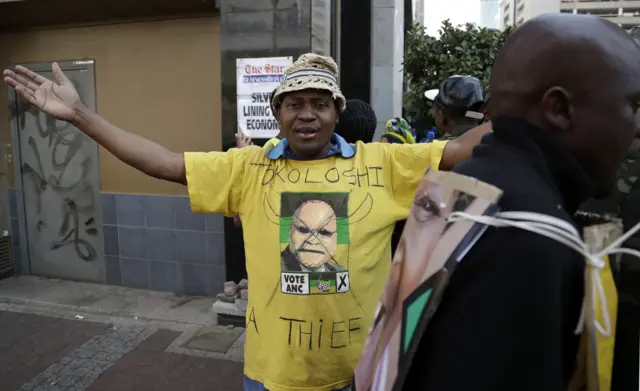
[3,75,19,89]
[8,71,39,93]
[52,62,69,84]
[15,85,35,99]
[3,75,34,95]
[14,65,48,85]
[14,86,41,109]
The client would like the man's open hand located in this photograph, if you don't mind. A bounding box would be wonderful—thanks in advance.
[3,62,81,122]
[235,131,253,148]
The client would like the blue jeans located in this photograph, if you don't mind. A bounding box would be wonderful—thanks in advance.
[244,376,351,391]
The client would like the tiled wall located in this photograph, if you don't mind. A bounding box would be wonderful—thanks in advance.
[8,189,227,296]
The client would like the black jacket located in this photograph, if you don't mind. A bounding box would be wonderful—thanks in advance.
[402,118,588,390]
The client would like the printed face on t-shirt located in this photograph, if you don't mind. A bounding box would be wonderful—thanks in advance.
[290,200,337,270]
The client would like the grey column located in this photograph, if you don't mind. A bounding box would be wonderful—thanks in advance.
[311,0,333,57]
[371,0,405,141]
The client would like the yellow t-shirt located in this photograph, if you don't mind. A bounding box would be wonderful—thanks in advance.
[185,140,447,391]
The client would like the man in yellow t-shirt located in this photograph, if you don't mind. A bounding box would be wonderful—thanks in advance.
[4,54,490,391]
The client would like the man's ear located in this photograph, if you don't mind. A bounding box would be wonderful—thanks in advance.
[541,87,572,132]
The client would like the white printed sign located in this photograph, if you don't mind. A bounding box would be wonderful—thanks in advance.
[236,56,293,138]
[281,273,310,295]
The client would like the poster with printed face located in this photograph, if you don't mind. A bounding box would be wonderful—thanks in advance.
[354,170,503,391]
[236,57,293,138]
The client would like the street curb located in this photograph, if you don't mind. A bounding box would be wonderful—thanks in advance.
[0,296,211,326]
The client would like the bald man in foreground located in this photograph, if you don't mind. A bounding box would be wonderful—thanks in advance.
[391,14,640,391]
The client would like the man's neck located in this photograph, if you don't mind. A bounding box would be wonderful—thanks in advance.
[292,142,333,160]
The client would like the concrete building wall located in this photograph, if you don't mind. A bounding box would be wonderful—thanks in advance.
[0,17,222,195]
[501,0,640,29]
[561,0,640,30]
[500,0,558,27]
[480,0,500,29]
[413,0,425,25]
[0,16,227,296]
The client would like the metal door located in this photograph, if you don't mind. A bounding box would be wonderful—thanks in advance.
[9,60,105,282]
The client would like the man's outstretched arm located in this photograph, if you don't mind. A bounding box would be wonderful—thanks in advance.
[4,63,186,185]
[439,121,492,170]
[72,105,186,184]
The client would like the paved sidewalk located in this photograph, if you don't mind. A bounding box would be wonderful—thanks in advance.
[86,330,243,391]
[0,310,244,391]
[0,276,247,390]
[0,311,109,391]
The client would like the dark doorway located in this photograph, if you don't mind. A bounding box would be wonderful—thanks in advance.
[339,0,371,103]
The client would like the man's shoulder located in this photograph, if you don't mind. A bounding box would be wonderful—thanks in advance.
[454,143,570,220]
[361,141,444,153]
[185,145,269,166]
[358,142,429,162]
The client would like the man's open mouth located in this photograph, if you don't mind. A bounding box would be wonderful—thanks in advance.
[294,127,319,140]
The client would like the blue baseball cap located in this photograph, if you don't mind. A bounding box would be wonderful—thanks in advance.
[425,75,485,120]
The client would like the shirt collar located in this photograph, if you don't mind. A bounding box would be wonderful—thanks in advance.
[492,117,593,213]
[265,133,356,160]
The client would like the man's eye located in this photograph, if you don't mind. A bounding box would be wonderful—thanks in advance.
[316,102,328,108]
[318,229,332,237]
[296,225,310,234]
[413,197,441,223]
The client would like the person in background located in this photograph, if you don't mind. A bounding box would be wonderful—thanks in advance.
[379,117,416,144]
[420,126,438,143]
[424,75,485,140]
[334,99,377,144]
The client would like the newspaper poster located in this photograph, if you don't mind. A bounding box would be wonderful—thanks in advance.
[354,169,503,391]
[236,56,293,138]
